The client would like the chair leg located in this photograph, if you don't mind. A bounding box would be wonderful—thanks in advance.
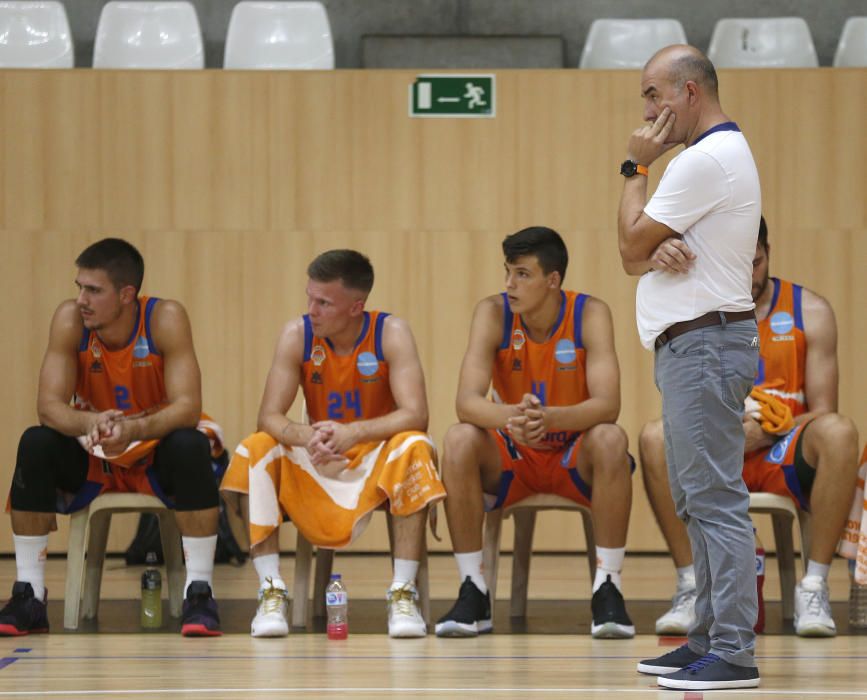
[312,548,334,618]
[157,510,185,618]
[581,508,597,586]
[771,512,797,620]
[510,510,536,618]
[81,510,111,620]
[482,510,503,621]
[63,507,90,630]
[292,533,313,628]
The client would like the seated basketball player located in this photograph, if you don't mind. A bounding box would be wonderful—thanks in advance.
[640,216,860,638]
[221,249,444,639]
[435,226,636,639]
[1,238,225,637]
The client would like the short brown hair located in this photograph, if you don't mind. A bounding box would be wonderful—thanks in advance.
[307,249,374,294]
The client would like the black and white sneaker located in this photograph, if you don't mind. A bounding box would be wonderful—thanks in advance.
[637,643,703,675]
[435,576,492,637]
[657,653,760,690]
[590,575,635,639]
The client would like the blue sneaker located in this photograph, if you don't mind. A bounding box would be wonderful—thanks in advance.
[657,652,760,690]
[637,643,703,675]
[0,582,49,637]
[181,581,222,637]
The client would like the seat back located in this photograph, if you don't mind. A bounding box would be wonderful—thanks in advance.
[708,17,819,68]
[579,18,687,69]
[0,1,72,68]
[93,1,204,69]
[224,1,334,69]
[834,17,867,67]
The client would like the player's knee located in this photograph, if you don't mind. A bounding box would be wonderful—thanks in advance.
[808,413,859,468]
[442,423,486,479]
[161,429,219,511]
[638,419,664,460]
[10,426,65,511]
[585,423,628,462]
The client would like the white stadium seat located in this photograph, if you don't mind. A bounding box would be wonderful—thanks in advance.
[708,17,819,68]
[579,18,687,69]
[834,17,867,67]
[93,1,204,69]
[224,1,334,69]
[0,1,73,68]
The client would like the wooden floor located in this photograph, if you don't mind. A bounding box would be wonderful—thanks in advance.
[1,554,865,698]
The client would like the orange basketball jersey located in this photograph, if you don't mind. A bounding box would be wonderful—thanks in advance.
[756,278,807,416]
[492,291,589,450]
[75,296,167,417]
[301,311,395,423]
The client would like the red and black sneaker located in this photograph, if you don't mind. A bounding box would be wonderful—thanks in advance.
[0,582,49,636]
[180,581,222,637]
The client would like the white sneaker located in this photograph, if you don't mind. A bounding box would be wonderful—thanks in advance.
[387,583,427,638]
[251,578,289,638]
[655,586,697,635]
[795,577,836,637]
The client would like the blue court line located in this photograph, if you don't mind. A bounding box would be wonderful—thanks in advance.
[0,658,18,671]
[13,649,30,653]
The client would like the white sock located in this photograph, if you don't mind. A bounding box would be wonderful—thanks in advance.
[182,535,217,596]
[14,534,48,600]
[455,550,487,594]
[593,546,625,593]
[676,564,696,590]
[253,553,284,589]
[805,560,830,583]
[391,558,419,588]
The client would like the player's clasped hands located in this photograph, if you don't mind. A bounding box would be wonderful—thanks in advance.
[308,420,352,477]
[83,409,125,452]
[507,393,548,448]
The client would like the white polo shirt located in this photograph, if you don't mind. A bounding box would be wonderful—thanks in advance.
[635,123,761,349]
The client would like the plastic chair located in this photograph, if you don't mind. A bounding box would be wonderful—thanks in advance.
[749,492,811,620]
[834,17,867,67]
[93,1,204,69]
[64,493,184,630]
[0,1,72,68]
[224,1,334,69]
[708,18,819,68]
[482,494,596,620]
[579,19,687,69]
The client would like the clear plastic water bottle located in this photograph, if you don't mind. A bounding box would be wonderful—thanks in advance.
[140,551,162,629]
[848,559,867,628]
[326,573,348,639]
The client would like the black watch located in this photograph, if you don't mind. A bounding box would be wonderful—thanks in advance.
[620,160,648,178]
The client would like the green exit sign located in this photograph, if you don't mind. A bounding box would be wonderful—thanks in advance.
[409,74,496,118]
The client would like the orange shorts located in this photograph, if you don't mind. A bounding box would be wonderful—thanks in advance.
[742,422,812,511]
[487,430,634,511]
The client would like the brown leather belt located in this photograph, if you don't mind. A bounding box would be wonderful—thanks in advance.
[654,310,755,350]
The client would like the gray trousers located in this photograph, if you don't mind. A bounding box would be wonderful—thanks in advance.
[654,317,759,667]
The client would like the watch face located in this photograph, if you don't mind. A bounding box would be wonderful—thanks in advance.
[620,160,637,177]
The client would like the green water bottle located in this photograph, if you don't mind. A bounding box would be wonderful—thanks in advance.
[140,551,162,629]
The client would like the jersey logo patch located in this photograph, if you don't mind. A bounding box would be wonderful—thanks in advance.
[311,345,326,366]
[769,312,794,335]
[512,329,526,351]
[133,336,150,359]
[90,340,102,358]
[357,351,379,377]
[554,339,577,364]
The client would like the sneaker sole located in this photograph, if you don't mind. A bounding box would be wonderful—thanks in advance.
[181,624,223,637]
[795,623,836,638]
[636,662,682,675]
[389,624,428,639]
[657,676,760,690]
[0,624,48,637]
[655,620,690,635]
[435,619,492,638]
[591,621,635,639]
[251,626,289,638]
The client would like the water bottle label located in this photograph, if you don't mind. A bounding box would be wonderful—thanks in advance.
[326,591,347,606]
[755,554,765,576]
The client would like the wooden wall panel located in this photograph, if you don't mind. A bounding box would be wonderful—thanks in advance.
[0,69,864,554]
